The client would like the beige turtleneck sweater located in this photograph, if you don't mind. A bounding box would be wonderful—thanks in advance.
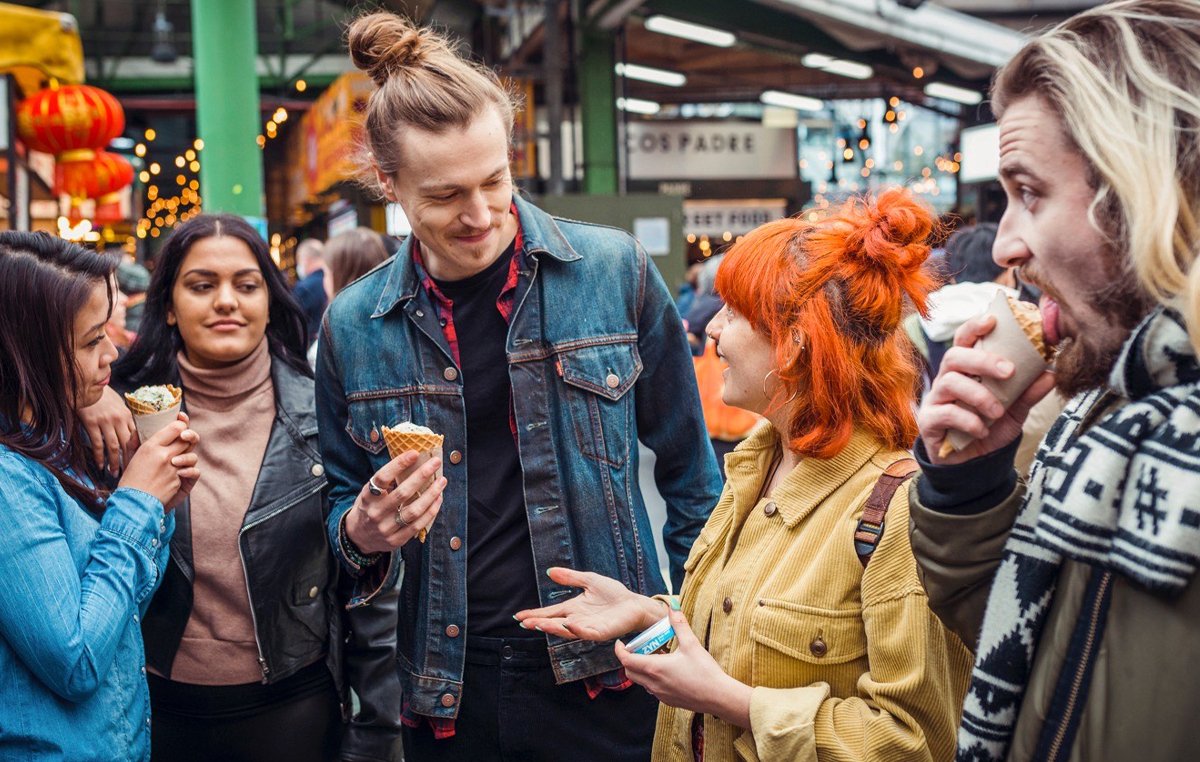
[170,338,275,685]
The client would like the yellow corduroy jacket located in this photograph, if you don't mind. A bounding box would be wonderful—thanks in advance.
[652,424,972,762]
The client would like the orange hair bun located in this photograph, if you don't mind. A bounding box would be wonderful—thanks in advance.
[805,187,938,336]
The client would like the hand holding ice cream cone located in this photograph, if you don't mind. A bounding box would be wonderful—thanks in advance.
[380,423,443,542]
[343,425,447,554]
[918,293,1058,464]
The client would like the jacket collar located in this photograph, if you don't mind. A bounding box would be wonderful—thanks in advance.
[269,358,317,434]
[723,423,884,528]
[370,193,581,319]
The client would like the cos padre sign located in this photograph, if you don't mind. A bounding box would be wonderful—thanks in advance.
[626,122,798,181]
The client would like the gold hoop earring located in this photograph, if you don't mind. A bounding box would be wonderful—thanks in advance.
[762,369,800,405]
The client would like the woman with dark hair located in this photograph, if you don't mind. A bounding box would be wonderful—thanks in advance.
[517,190,972,761]
[114,214,399,761]
[0,231,199,761]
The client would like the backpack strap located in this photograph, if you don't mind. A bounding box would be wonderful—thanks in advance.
[855,458,919,567]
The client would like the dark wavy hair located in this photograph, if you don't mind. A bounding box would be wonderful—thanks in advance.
[944,223,1002,285]
[0,232,115,512]
[115,214,311,388]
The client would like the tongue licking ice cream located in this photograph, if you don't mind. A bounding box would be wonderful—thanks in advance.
[123,384,184,441]
[380,423,444,543]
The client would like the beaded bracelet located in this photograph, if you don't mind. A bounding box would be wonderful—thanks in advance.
[339,513,382,570]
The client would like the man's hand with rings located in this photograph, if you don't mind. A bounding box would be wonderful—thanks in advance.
[344,451,447,554]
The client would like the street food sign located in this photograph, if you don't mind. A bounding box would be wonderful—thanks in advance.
[684,198,788,236]
[627,121,797,180]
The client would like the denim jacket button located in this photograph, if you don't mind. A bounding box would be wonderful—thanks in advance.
[444,367,459,381]
[605,373,620,389]
[370,428,380,443]
[449,536,462,551]
[445,624,461,638]
[449,450,463,465]
[440,693,456,707]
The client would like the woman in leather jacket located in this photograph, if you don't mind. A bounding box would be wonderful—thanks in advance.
[114,215,400,762]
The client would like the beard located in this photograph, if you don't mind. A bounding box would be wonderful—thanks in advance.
[1051,275,1155,397]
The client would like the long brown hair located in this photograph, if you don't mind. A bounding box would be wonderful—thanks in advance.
[0,232,115,512]
[115,214,312,388]
[326,227,389,295]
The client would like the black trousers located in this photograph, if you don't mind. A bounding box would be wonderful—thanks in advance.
[148,660,341,762]
[403,635,659,762]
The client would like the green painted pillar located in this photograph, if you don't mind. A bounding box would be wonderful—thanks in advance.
[579,28,618,195]
[190,0,264,222]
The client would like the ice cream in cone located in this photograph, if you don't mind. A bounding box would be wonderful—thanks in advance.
[123,384,183,441]
[938,292,1054,458]
[1006,294,1054,362]
[381,422,444,542]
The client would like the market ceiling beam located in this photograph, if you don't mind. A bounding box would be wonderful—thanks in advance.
[750,0,1025,77]
[85,53,354,94]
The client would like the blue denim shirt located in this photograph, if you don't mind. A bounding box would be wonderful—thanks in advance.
[0,446,173,761]
[316,195,721,720]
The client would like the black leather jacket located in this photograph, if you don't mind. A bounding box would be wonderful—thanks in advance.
[123,358,402,761]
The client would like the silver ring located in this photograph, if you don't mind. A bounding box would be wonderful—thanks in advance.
[394,509,411,526]
[368,477,385,497]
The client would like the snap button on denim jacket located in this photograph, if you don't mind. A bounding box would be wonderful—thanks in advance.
[0,447,172,761]
[315,195,722,722]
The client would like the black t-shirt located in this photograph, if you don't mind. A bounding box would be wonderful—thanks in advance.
[432,242,539,638]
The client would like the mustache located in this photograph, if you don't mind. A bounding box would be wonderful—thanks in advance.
[1014,266,1056,301]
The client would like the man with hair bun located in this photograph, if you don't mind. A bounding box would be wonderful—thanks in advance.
[315,11,720,761]
[911,1,1200,760]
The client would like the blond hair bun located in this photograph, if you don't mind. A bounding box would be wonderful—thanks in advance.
[348,13,442,86]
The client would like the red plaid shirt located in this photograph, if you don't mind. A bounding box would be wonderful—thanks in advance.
[400,206,632,740]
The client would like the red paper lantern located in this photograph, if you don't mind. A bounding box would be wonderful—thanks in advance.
[56,150,134,201]
[16,84,125,155]
[93,192,125,225]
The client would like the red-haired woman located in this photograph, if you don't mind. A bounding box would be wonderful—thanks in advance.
[517,189,971,761]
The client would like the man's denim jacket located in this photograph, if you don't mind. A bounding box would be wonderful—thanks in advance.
[315,194,721,720]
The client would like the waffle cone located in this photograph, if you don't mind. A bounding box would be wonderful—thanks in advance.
[1007,295,1052,361]
[381,428,444,459]
[123,385,182,416]
[381,426,444,544]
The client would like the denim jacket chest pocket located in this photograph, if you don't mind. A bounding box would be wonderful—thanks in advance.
[556,340,642,468]
[343,392,417,458]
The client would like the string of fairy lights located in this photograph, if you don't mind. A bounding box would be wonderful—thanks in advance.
[134,128,205,240]
[132,78,307,241]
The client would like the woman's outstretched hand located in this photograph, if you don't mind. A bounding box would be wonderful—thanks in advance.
[513,567,665,640]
